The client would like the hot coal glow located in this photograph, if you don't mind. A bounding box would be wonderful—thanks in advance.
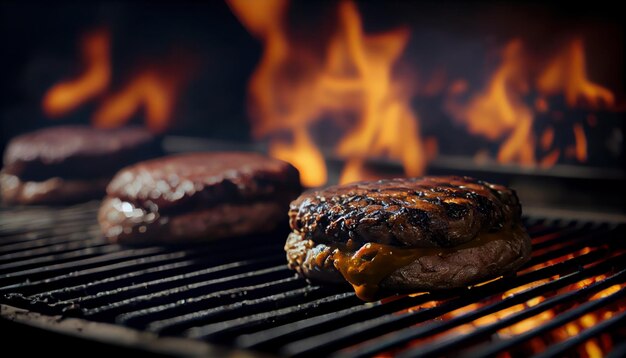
[382,244,626,357]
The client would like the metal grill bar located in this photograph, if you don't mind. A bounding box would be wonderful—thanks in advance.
[147,285,321,336]
[119,276,305,328]
[81,264,291,319]
[0,202,99,238]
[463,287,626,357]
[175,285,334,337]
[186,291,359,340]
[57,256,285,309]
[0,243,121,274]
[1,202,624,357]
[531,311,626,358]
[2,250,198,297]
[278,253,625,357]
[526,222,600,252]
[2,242,284,297]
[0,237,108,264]
[259,226,621,355]
[312,253,624,358]
[395,272,626,358]
[520,227,613,270]
[0,246,170,289]
[235,247,611,351]
[0,232,104,257]
[31,259,201,301]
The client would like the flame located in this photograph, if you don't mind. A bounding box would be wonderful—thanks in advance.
[448,40,536,165]
[540,127,554,150]
[42,28,193,133]
[42,29,111,117]
[572,122,588,162]
[92,66,189,133]
[446,37,615,168]
[332,1,425,182]
[537,39,615,108]
[268,128,327,187]
[230,0,425,186]
[539,149,560,168]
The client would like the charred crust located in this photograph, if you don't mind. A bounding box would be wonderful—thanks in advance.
[403,207,430,227]
[443,202,469,220]
[289,176,523,248]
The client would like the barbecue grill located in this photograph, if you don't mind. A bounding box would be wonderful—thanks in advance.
[2,185,625,357]
[2,1,625,355]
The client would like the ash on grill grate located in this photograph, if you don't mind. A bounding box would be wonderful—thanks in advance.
[1,202,625,357]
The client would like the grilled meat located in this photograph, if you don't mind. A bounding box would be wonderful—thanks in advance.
[1,126,161,205]
[285,176,531,301]
[99,152,301,243]
[289,176,521,248]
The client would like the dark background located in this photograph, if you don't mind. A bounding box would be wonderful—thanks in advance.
[1,0,624,168]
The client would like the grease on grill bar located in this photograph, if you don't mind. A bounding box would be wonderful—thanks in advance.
[1,202,625,357]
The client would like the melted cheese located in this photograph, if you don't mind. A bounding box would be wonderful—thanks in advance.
[329,227,521,301]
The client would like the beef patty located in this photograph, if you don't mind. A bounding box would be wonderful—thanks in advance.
[99,152,302,243]
[285,176,531,301]
[1,126,161,205]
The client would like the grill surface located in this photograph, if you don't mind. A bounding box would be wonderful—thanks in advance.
[1,201,625,357]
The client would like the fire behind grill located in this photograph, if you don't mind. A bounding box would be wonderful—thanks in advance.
[1,201,625,357]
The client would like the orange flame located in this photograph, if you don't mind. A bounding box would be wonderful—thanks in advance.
[333,1,426,183]
[42,29,111,117]
[42,29,193,133]
[447,40,536,165]
[92,66,189,133]
[537,38,615,108]
[229,0,425,186]
[268,128,327,187]
[446,37,615,167]
[572,122,588,162]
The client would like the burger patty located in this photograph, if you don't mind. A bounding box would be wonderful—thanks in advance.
[3,125,161,181]
[285,176,531,301]
[289,176,521,248]
[99,197,288,244]
[285,227,531,292]
[105,152,301,213]
[99,152,302,243]
[0,173,109,205]
[1,126,161,205]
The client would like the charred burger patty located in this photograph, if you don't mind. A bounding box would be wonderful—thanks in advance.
[285,176,532,300]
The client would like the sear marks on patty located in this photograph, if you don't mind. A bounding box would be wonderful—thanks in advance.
[289,176,522,248]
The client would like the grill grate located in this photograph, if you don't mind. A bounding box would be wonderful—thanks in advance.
[1,201,625,357]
